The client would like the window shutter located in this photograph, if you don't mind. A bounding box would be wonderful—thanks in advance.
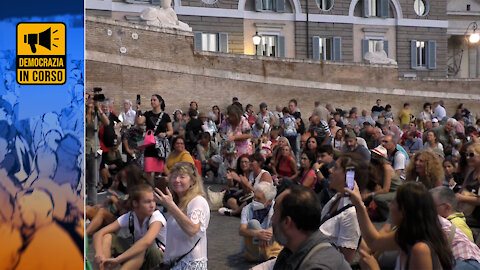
[332,37,342,61]
[427,40,436,69]
[255,0,263,11]
[194,32,203,51]
[379,0,389,18]
[276,0,285,12]
[151,0,160,5]
[364,0,370,17]
[312,36,320,60]
[411,40,417,69]
[218,32,229,53]
[278,35,286,58]
[383,40,389,56]
[362,39,369,59]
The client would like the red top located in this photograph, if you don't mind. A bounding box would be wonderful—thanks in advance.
[277,155,295,178]
[299,169,317,190]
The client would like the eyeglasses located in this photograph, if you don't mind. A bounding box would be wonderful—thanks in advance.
[381,140,390,143]
[466,152,477,158]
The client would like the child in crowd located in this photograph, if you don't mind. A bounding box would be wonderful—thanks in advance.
[93,184,166,270]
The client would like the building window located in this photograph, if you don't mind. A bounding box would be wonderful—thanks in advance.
[316,0,334,11]
[202,33,218,52]
[362,39,389,59]
[260,36,277,56]
[255,0,286,12]
[415,41,426,67]
[364,0,390,18]
[256,35,286,58]
[411,40,436,69]
[312,36,342,61]
[193,32,229,53]
[414,0,428,16]
[263,0,274,10]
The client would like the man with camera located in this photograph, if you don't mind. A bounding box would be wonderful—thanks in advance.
[86,88,110,205]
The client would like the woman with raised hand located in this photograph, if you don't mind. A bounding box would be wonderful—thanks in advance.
[154,162,210,270]
[320,152,368,263]
[346,181,454,270]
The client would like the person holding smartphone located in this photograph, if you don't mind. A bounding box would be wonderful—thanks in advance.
[319,152,369,263]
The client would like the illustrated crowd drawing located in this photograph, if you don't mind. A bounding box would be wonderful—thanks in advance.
[0,49,85,269]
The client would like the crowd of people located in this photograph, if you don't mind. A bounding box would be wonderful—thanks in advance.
[85,92,480,270]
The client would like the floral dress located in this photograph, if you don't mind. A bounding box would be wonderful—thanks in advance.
[223,116,253,158]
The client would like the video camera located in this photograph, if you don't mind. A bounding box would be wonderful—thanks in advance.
[93,87,105,102]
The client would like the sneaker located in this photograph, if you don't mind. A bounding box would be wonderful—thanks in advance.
[218,207,232,216]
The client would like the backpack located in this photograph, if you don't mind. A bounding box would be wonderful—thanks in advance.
[103,122,117,148]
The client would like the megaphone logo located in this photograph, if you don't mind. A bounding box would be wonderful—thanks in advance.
[23,27,54,53]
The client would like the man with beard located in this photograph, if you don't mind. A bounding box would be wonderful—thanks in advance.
[271,186,350,270]
[341,131,371,160]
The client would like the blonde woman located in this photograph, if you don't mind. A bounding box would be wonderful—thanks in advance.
[405,150,444,189]
[154,162,210,270]
[457,143,480,225]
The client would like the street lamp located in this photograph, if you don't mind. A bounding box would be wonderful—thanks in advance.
[468,22,480,43]
[448,21,480,76]
[253,32,261,55]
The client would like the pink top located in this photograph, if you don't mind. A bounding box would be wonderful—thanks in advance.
[225,116,253,158]
[299,169,317,190]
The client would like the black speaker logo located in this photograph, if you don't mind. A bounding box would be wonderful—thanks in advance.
[23,27,59,53]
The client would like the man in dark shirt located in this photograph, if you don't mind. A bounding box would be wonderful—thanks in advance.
[358,122,376,150]
[185,109,203,153]
[272,186,350,270]
[371,99,385,120]
[341,130,371,160]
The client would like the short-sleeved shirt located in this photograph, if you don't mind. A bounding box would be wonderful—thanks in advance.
[164,196,210,269]
[298,169,317,190]
[116,210,167,245]
[398,109,412,127]
[143,111,171,157]
[320,194,361,250]
[223,116,253,158]
[439,216,480,262]
[258,111,275,125]
[282,115,297,136]
[241,201,275,229]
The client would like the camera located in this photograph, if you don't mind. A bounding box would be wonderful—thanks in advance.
[93,87,105,102]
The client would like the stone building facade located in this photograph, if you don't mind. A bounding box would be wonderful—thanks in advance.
[85,16,480,120]
[84,0,475,79]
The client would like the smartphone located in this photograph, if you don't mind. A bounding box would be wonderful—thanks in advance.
[346,167,355,191]
[136,94,141,105]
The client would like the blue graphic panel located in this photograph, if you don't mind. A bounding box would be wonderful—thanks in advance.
[0,2,85,269]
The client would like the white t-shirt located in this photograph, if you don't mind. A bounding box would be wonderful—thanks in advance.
[393,150,407,171]
[116,210,167,245]
[320,194,361,250]
[164,196,210,269]
[282,115,296,136]
[433,105,446,120]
